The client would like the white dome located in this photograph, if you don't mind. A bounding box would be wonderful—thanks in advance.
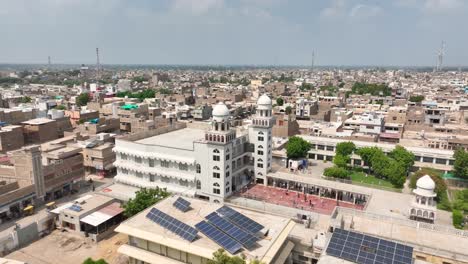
[416,175,435,190]
[257,94,272,106]
[212,102,230,117]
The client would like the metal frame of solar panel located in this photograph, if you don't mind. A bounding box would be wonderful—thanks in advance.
[195,220,242,255]
[326,228,413,264]
[173,197,191,212]
[146,208,198,242]
[205,212,258,249]
[216,206,264,234]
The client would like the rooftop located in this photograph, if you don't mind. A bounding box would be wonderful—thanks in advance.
[115,196,294,262]
[135,128,206,150]
[21,118,55,125]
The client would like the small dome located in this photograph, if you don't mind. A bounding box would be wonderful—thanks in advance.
[257,94,272,106]
[212,102,230,117]
[416,175,435,190]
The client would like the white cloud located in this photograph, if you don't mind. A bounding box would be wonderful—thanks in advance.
[349,4,383,18]
[320,0,346,18]
[172,0,224,15]
[423,0,463,13]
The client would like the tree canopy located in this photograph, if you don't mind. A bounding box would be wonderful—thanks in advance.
[333,154,350,168]
[388,145,415,173]
[83,258,107,264]
[285,106,292,115]
[286,136,311,159]
[454,148,468,179]
[116,89,157,101]
[409,95,425,103]
[276,97,284,106]
[20,96,32,104]
[123,187,170,217]
[336,142,356,157]
[207,249,264,264]
[76,93,90,107]
[350,82,391,96]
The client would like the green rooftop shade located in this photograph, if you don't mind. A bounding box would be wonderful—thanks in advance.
[121,104,138,110]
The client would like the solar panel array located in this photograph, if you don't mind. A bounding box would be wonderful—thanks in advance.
[195,221,242,254]
[69,204,82,212]
[216,206,264,233]
[146,208,198,242]
[326,228,413,264]
[173,197,191,212]
[205,212,258,249]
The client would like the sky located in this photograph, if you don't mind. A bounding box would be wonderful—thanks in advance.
[0,0,467,66]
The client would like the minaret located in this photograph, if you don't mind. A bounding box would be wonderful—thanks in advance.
[205,102,236,201]
[249,94,274,184]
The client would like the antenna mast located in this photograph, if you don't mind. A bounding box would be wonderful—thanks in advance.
[436,41,445,72]
[311,50,315,71]
[96,47,101,79]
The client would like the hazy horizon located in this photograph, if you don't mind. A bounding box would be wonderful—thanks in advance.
[1,0,468,66]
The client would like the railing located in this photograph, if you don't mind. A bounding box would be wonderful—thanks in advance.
[332,207,468,238]
[322,176,402,193]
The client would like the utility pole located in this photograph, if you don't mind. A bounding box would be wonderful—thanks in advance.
[96,47,101,79]
[311,50,315,72]
[47,56,51,68]
[436,41,445,72]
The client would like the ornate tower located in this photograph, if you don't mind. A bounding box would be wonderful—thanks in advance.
[409,175,437,223]
[249,94,274,184]
[205,102,235,201]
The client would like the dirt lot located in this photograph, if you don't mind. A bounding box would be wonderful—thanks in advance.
[6,230,128,264]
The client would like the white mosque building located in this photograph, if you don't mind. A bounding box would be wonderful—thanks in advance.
[409,175,437,223]
[113,95,274,202]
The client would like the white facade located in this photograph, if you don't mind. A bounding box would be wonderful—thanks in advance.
[113,96,274,202]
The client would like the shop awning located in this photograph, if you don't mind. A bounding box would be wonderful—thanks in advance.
[80,202,123,227]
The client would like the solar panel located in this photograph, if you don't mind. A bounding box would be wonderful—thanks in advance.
[195,220,242,255]
[326,228,413,264]
[173,197,191,212]
[69,204,82,212]
[216,206,264,234]
[205,212,258,249]
[146,208,198,242]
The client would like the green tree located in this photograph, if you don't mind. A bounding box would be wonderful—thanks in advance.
[384,160,406,188]
[276,97,284,106]
[123,187,170,217]
[323,167,349,179]
[454,148,468,179]
[370,150,391,178]
[76,93,90,107]
[286,136,312,160]
[409,95,425,103]
[388,145,415,173]
[333,154,350,168]
[350,82,391,96]
[20,96,32,103]
[285,106,292,115]
[207,249,246,264]
[336,142,356,157]
[207,249,264,264]
[55,105,67,110]
[356,147,381,168]
[452,210,464,229]
[83,258,108,264]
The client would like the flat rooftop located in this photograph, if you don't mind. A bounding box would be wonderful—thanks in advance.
[61,194,114,217]
[21,118,55,125]
[136,128,205,150]
[116,196,294,263]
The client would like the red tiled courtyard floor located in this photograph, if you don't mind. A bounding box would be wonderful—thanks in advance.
[236,184,365,215]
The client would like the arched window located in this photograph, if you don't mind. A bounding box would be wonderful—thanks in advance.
[258,131,264,135]
[216,135,220,142]
[258,145,263,149]
[226,148,230,153]
[213,149,220,153]
[257,172,263,176]
[226,165,229,170]
[196,164,201,173]
[213,166,220,170]
[213,182,220,187]
[221,123,225,131]
[258,158,263,162]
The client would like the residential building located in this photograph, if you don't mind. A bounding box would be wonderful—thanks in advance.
[0,125,24,152]
[21,118,58,144]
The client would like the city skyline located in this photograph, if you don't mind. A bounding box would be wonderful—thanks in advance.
[1,0,468,66]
